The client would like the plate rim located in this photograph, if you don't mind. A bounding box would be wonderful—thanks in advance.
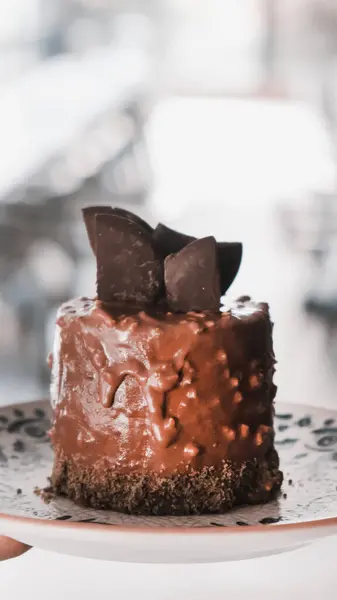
[1,512,337,537]
[1,399,337,536]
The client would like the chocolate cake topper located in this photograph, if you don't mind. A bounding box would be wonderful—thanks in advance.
[153,224,242,295]
[217,242,243,296]
[82,206,242,310]
[165,236,220,312]
[152,223,195,256]
[82,206,153,254]
[95,213,162,304]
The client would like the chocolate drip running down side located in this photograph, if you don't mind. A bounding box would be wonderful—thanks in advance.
[50,297,278,476]
[95,318,200,447]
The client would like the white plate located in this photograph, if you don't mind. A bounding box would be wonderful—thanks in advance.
[0,400,337,563]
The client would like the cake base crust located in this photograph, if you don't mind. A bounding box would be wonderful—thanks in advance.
[51,449,283,516]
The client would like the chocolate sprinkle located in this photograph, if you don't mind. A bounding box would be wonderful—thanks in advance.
[96,213,163,304]
[164,237,221,312]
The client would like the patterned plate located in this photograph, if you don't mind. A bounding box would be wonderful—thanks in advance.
[0,400,337,563]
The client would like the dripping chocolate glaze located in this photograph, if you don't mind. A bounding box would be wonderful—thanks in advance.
[50,297,276,475]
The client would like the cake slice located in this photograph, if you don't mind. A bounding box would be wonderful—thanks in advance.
[48,207,282,515]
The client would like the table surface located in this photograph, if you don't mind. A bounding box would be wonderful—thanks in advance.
[1,97,337,596]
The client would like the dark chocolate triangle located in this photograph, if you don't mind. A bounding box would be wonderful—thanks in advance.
[83,206,153,254]
[153,223,195,257]
[164,237,220,312]
[217,242,243,295]
[96,213,163,304]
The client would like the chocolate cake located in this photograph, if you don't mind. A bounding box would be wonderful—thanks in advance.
[49,207,282,515]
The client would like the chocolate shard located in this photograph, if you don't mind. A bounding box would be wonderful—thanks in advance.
[164,236,220,312]
[153,224,242,293]
[82,206,153,254]
[96,214,163,304]
[217,242,243,295]
[153,223,195,257]
[111,208,153,235]
[82,206,114,253]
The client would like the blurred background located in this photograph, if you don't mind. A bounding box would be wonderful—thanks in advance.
[1,0,337,409]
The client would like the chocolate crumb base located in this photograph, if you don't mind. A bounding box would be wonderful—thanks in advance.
[34,484,54,504]
[50,449,283,516]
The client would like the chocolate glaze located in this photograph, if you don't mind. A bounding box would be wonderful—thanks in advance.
[50,297,277,477]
